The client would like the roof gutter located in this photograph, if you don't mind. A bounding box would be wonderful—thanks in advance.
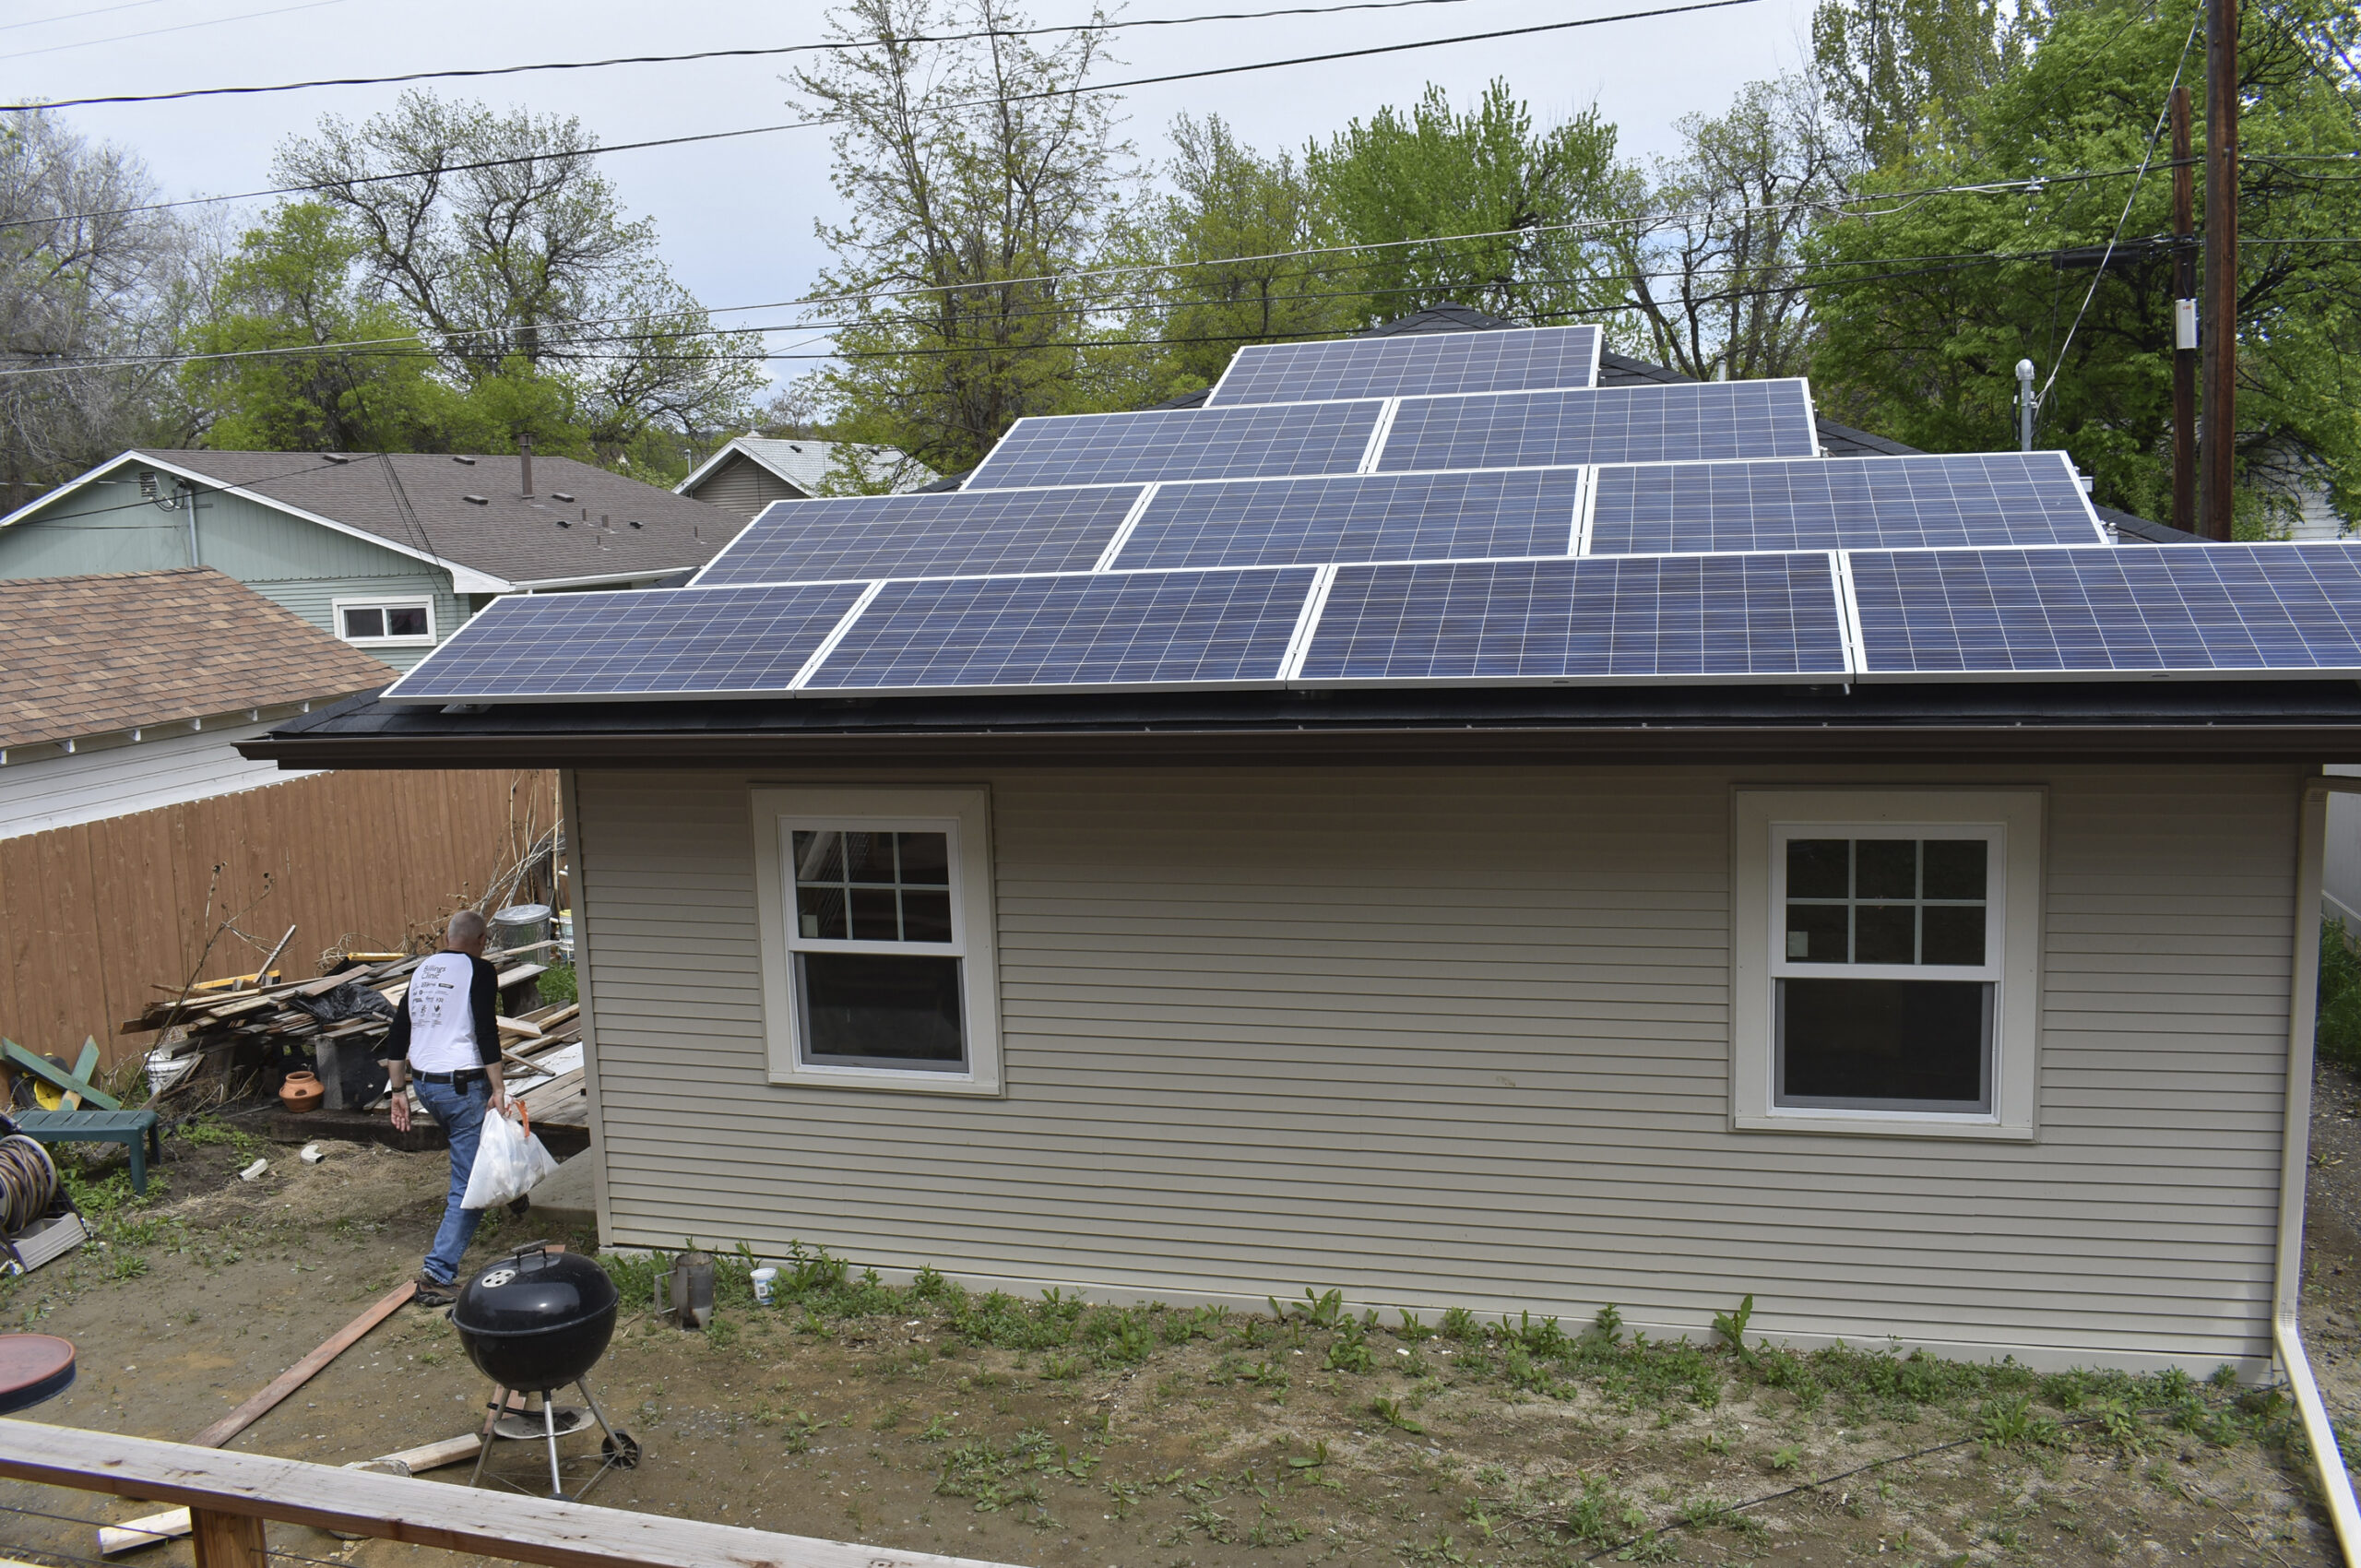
[508,571,685,592]
[2288,777,2361,1565]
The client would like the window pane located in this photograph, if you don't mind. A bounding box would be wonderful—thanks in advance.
[1855,838,1916,899]
[843,832,896,884]
[849,886,899,940]
[385,605,429,636]
[1854,904,1916,964]
[1778,978,1990,1111]
[799,952,965,1067]
[797,885,847,940]
[341,607,385,639]
[1922,905,1987,966]
[793,830,844,885]
[897,832,950,885]
[1786,839,1848,898]
[901,889,954,943]
[1786,903,1848,962]
[1923,839,1987,900]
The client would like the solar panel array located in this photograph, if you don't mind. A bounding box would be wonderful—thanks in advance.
[383,321,2361,706]
[1206,325,1600,406]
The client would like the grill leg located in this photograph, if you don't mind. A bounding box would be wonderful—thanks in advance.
[543,1392,564,1498]
[468,1385,506,1490]
[576,1377,618,1443]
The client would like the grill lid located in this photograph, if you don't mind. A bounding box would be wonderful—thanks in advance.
[452,1245,617,1338]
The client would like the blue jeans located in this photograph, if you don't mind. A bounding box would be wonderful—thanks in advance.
[416,1076,490,1285]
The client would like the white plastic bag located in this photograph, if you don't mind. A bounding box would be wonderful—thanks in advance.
[460,1104,561,1210]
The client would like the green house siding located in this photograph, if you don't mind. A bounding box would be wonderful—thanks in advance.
[0,470,467,671]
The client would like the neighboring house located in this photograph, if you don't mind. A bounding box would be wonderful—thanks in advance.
[0,567,545,1056]
[0,449,737,670]
[250,315,2361,1436]
[676,437,939,521]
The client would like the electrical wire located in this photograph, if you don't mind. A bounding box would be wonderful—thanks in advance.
[0,0,360,64]
[1,0,196,37]
[14,0,1558,111]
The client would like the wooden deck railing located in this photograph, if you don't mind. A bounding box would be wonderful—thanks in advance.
[0,1419,1020,1568]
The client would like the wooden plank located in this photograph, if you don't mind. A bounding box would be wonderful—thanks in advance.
[0,1417,1025,1568]
[0,1040,120,1111]
[98,1434,487,1554]
[190,1506,266,1568]
[190,1280,415,1449]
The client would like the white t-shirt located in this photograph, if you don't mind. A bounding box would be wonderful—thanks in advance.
[403,952,486,1074]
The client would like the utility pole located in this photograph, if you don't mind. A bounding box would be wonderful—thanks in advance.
[2171,85,2197,537]
[2201,0,2238,540]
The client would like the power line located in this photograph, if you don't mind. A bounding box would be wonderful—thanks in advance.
[0,0,1766,232]
[0,0,360,64]
[1,0,198,38]
[11,0,1524,111]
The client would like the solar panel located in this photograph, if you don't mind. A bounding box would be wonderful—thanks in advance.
[694,485,1143,587]
[805,567,1317,693]
[963,401,1382,490]
[1588,451,2105,556]
[1297,552,1849,684]
[1847,543,2361,678]
[381,583,870,703]
[1376,380,1819,472]
[1205,325,1600,407]
[1112,469,1584,571]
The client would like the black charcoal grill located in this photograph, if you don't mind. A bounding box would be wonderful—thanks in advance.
[451,1243,637,1499]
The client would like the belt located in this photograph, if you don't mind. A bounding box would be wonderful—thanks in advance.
[413,1068,487,1085]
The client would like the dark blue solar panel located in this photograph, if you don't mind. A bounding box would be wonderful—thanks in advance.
[1376,380,1818,472]
[1205,326,1600,407]
[1113,469,1584,571]
[1299,553,1848,683]
[964,402,1381,490]
[806,567,1316,692]
[382,583,869,703]
[1848,543,2361,676]
[1590,452,2102,555]
[694,485,1143,586]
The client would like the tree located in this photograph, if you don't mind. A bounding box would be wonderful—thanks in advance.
[1304,80,1631,330]
[789,0,1133,473]
[272,92,759,461]
[1806,0,2361,527]
[1617,73,1851,381]
[0,110,195,504]
[1810,0,2028,165]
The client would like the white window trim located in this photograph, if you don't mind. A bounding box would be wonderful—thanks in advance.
[750,785,1002,1096]
[1732,788,2044,1140]
[333,594,437,647]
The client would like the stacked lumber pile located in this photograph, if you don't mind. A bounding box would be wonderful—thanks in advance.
[124,951,585,1125]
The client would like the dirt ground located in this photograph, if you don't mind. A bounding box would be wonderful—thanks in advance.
[0,1096,2352,1568]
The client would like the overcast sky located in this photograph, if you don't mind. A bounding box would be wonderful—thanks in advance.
[6,0,1819,391]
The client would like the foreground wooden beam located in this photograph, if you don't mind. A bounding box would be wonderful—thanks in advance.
[98,1433,487,1554]
[0,1418,1023,1568]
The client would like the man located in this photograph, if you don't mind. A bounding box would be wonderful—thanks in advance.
[381,909,507,1307]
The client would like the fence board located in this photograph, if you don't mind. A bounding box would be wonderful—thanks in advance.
[0,768,552,1064]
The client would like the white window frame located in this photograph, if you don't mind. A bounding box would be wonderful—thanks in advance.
[333,595,437,647]
[750,785,1002,1096]
[1732,788,2044,1140]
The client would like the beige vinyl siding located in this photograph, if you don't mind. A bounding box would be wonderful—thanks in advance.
[684,454,802,522]
[573,763,2299,1372]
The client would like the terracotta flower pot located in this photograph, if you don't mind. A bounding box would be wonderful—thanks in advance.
[279,1071,324,1114]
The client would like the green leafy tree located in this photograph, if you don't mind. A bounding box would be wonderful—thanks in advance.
[1806,0,2361,527]
[1304,80,1631,329]
[1811,0,2030,164]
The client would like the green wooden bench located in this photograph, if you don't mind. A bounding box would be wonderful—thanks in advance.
[1,1039,160,1194]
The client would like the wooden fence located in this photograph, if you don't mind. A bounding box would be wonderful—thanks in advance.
[0,768,555,1066]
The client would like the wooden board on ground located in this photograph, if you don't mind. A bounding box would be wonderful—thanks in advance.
[191,1279,415,1449]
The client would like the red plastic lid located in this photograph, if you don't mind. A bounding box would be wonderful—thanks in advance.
[0,1335,75,1413]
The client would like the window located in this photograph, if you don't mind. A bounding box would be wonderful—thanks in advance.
[334,597,435,646]
[751,787,1001,1094]
[1733,790,2043,1138]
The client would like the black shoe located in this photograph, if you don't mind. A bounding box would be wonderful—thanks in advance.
[413,1272,457,1307]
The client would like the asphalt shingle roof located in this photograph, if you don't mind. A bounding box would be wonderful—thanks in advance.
[115,449,735,587]
[0,567,388,750]
[696,437,938,496]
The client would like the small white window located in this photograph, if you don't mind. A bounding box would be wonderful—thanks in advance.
[751,786,1001,1095]
[334,597,435,646]
[1733,790,2043,1139]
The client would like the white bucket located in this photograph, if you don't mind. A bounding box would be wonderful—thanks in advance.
[750,1265,778,1305]
[144,1049,194,1098]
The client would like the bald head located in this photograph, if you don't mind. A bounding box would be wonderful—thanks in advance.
[445,909,489,953]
